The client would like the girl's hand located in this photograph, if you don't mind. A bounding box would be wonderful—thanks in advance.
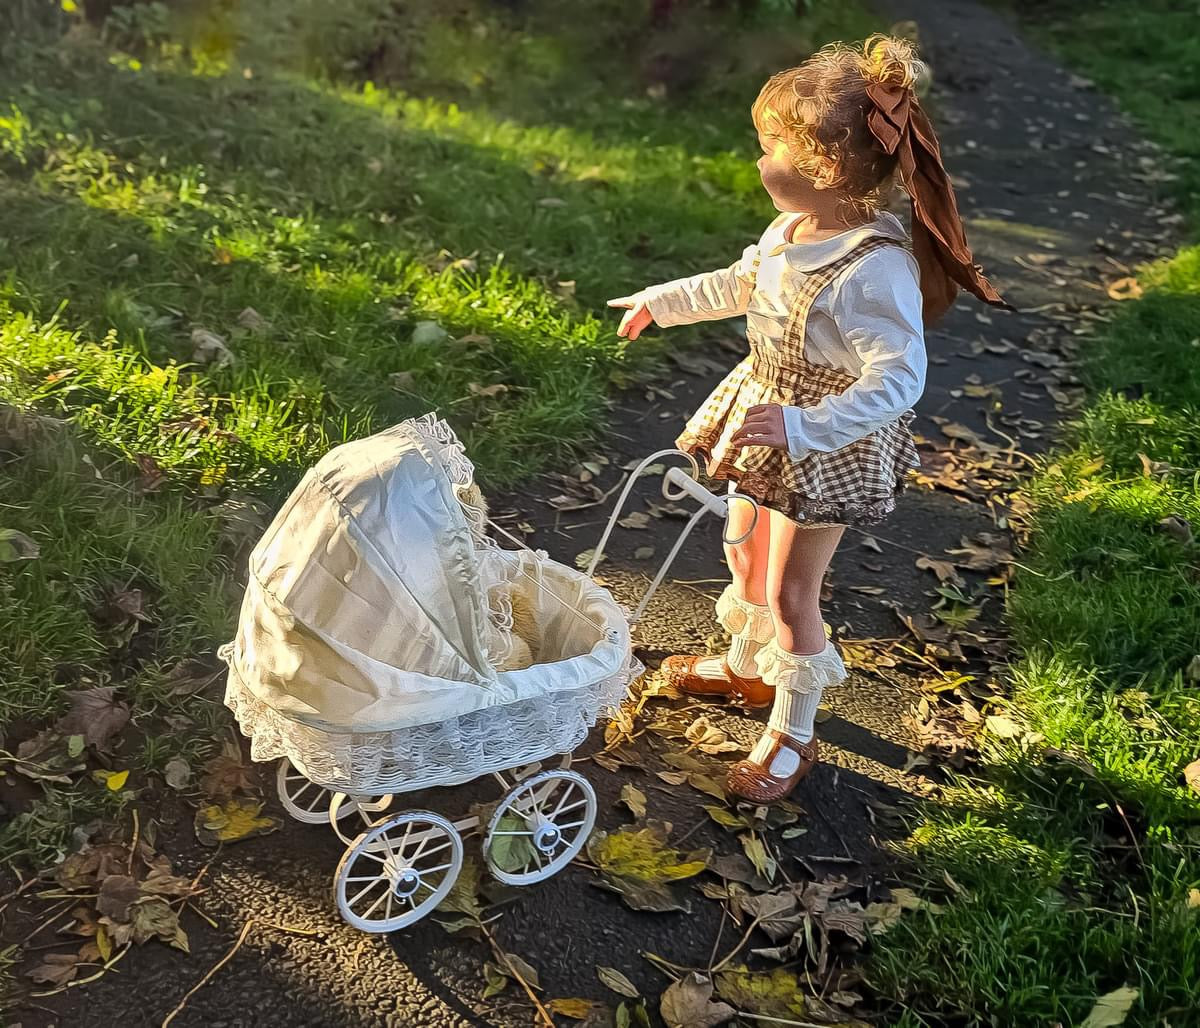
[730,404,788,450]
[606,295,654,340]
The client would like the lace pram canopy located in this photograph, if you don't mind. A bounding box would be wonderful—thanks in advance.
[221,414,638,792]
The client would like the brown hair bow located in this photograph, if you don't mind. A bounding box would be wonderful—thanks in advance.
[866,81,1010,325]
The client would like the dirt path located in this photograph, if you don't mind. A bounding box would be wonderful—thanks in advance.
[22,2,1175,1025]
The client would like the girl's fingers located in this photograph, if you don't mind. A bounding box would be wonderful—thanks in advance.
[607,296,636,308]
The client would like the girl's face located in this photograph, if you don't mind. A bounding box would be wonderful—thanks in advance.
[756,128,822,212]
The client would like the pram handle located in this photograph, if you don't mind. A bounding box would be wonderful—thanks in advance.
[587,450,760,626]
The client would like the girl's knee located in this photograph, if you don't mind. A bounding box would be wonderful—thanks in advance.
[766,579,821,622]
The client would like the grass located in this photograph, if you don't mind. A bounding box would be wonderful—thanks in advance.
[869,3,1200,1023]
[0,0,877,862]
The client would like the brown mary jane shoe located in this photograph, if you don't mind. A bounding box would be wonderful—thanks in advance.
[661,654,775,708]
[726,730,818,802]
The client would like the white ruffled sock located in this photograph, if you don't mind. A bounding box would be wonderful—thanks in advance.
[747,639,845,777]
[693,587,772,679]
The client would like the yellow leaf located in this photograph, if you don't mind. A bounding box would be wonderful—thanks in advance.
[200,464,227,487]
[1081,985,1139,1027]
[1105,277,1142,301]
[548,998,598,1019]
[94,769,129,791]
[96,923,112,961]
[195,798,281,845]
[1186,888,1200,909]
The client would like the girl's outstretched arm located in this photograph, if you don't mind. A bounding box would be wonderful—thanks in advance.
[608,241,760,337]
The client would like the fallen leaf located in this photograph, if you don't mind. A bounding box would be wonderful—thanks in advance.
[656,770,688,786]
[487,812,538,873]
[1158,515,1193,545]
[236,307,272,333]
[497,952,541,990]
[102,769,130,791]
[586,823,709,913]
[660,972,736,1028]
[129,897,189,952]
[1081,985,1139,1027]
[1184,759,1200,797]
[684,716,741,755]
[687,774,727,803]
[915,556,966,588]
[549,998,603,1019]
[634,546,656,560]
[619,784,647,820]
[27,952,80,987]
[200,742,257,801]
[411,320,450,346]
[468,382,509,399]
[164,758,192,791]
[191,326,234,368]
[55,687,130,751]
[714,967,808,1020]
[619,511,652,530]
[0,528,39,562]
[389,370,416,392]
[597,965,641,999]
[575,548,604,570]
[1105,277,1142,301]
[96,874,141,921]
[195,798,280,846]
[985,715,1021,739]
[739,834,777,883]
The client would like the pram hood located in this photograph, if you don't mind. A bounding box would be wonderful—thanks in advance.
[222,415,633,749]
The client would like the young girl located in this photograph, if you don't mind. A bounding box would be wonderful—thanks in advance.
[608,35,1005,802]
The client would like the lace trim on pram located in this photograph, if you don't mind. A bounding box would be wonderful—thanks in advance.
[406,413,521,671]
[224,650,643,794]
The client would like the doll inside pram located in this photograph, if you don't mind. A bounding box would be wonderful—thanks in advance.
[220,413,758,932]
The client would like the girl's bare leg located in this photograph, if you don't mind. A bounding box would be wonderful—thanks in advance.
[741,512,846,779]
[765,512,843,654]
[691,493,772,678]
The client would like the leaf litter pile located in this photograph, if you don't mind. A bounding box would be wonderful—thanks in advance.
[2,734,281,1002]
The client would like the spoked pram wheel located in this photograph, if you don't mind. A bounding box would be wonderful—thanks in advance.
[484,769,597,886]
[276,758,358,825]
[334,811,463,933]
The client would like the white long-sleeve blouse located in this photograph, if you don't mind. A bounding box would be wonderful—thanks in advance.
[633,211,926,459]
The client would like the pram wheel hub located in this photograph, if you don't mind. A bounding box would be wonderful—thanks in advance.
[334,810,463,933]
[484,769,596,886]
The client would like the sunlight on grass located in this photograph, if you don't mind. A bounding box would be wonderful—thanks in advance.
[871,241,1200,1024]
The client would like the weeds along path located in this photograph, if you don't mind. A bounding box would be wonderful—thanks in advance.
[13,1,1184,1025]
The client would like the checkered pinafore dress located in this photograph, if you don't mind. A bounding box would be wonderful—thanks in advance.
[675,238,921,526]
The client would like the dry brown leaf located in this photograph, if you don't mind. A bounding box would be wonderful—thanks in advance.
[1105,277,1142,301]
[660,973,736,1028]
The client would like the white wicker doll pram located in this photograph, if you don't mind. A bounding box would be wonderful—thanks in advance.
[220,413,758,933]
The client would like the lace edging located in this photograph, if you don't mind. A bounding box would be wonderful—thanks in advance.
[715,584,775,643]
[754,639,846,695]
[223,650,644,794]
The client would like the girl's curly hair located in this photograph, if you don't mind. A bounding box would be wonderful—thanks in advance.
[752,34,929,222]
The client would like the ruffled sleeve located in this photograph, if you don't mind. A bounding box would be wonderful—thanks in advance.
[635,242,760,328]
[781,247,926,458]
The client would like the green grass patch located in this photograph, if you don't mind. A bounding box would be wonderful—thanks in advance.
[870,229,1200,1028]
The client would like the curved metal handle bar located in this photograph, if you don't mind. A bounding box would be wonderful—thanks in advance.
[722,492,762,547]
[586,448,701,578]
